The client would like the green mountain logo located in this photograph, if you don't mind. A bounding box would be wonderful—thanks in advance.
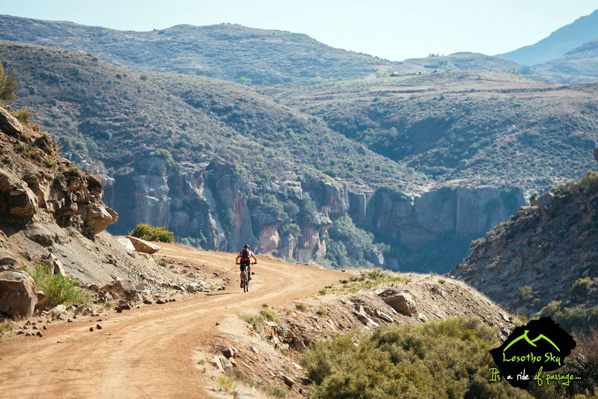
[503,330,560,353]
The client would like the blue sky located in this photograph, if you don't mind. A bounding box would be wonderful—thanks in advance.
[2,0,597,61]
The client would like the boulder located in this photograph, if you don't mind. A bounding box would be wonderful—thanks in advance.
[101,280,137,300]
[49,304,67,315]
[374,309,394,323]
[281,374,295,388]
[86,204,118,235]
[117,237,136,253]
[126,236,160,254]
[0,267,38,318]
[222,346,238,359]
[0,176,38,217]
[0,256,17,267]
[36,290,47,308]
[0,107,24,136]
[379,290,417,316]
[186,283,203,293]
[42,253,66,276]
[532,192,554,208]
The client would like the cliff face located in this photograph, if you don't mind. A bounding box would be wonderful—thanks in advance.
[104,156,524,272]
[453,172,598,315]
[0,106,156,286]
[0,107,117,235]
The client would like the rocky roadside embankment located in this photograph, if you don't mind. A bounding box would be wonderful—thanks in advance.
[0,106,226,323]
[196,271,516,398]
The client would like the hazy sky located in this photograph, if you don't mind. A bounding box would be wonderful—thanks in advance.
[3,1,597,61]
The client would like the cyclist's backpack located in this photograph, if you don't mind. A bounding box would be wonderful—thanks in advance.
[241,248,250,259]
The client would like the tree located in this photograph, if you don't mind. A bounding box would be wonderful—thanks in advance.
[0,61,18,101]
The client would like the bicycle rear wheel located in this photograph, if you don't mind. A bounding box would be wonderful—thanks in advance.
[243,271,249,292]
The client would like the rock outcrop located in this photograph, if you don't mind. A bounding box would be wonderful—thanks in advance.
[453,171,598,316]
[126,236,160,254]
[0,266,38,318]
[0,105,166,301]
[105,160,523,272]
[0,109,117,236]
[380,290,417,315]
[101,279,137,300]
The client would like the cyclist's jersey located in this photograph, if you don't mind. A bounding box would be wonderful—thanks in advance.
[240,250,255,261]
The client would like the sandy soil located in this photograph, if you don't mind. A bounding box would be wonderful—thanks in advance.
[0,243,346,399]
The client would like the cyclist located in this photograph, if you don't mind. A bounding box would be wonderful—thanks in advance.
[236,244,257,288]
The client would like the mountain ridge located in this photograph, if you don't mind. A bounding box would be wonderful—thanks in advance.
[0,14,392,85]
[533,39,598,83]
[497,9,598,66]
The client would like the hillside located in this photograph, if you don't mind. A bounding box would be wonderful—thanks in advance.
[261,72,598,272]
[0,14,392,85]
[533,39,598,83]
[497,9,598,66]
[5,39,598,273]
[453,171,598,330]
[398,52,526,75]
[263,71,598,192]
[0,40,439,272]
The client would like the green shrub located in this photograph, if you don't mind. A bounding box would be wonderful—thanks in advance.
[259,309,278,323]
[540,301,589,332]
[216,375,236,391]
[42,158,54,168]
[580,170,598,193]
[0,320,14,333]
[558,327,598,398]
[551,180,575,197]
[570,277,593,301]
[301,317,529,399]
[519,285,534,303]
[243,377,286,398]
[243,314,265,331]
[469,237,485,251]
[30,263,89,308]
[0,61,18,101]
[13,107,31,124]
[263,385,286,398]
[54,173,66,188]
[16,142,28,153]
[295,303,307,312]
[130,223,174,243]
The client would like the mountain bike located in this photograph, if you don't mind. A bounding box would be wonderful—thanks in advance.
[239,262,256,293]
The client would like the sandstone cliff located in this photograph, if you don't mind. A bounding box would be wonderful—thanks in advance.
[0,106,162,287]
[104,154,524,272]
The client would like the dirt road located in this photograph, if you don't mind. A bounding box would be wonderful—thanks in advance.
[0,243,345,398]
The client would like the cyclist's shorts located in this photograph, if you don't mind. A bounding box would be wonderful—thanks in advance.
[240,259,250,272]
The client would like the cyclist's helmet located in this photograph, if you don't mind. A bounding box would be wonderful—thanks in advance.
[244,244,250,249]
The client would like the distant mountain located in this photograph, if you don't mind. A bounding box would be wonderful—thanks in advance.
[397,52,526,75]
[263,71,598,193]
[533,39,598,83]
[0,14,392,85]
[498,9,598,66]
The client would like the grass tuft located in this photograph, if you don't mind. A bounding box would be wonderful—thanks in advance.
[30,263,89,308]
